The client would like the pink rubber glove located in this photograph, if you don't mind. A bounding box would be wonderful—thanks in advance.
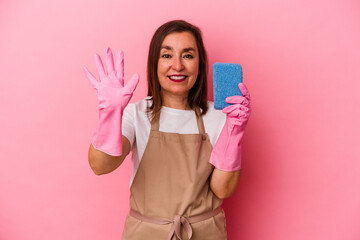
[83,48,139,156]
[209,83,251,171]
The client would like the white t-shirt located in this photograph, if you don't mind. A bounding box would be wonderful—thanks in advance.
[122,97,226,187]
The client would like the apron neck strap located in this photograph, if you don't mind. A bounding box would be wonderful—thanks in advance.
[150,107,206,134]
[194,107,206,134]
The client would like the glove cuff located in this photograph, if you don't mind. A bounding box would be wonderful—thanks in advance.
[91,107,123,156]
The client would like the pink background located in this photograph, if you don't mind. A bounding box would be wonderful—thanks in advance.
[1,0,359,239]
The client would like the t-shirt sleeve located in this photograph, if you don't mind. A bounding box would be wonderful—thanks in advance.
[213,110,227,145]
[204,102,227,146]
[122,103,136,148]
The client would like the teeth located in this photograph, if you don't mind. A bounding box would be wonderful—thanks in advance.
[169,76,186,80]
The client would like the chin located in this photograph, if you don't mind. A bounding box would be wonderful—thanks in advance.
[162,87,190,97]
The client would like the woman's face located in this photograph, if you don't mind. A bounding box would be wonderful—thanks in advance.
[157,31,199,99]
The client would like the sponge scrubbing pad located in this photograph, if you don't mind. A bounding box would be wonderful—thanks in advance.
[213,63,243,110]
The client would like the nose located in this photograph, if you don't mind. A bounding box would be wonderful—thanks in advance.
[171,56,184,71]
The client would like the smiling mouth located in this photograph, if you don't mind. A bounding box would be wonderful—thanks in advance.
[168,75,188,82]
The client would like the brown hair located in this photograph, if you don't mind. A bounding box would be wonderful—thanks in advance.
[146,20,208,121]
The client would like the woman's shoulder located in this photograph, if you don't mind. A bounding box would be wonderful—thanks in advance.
[127,96,152,112]
[204,101,225,117]
[124,97,153,126]
[204,101,226,122]
[203,101,226,143]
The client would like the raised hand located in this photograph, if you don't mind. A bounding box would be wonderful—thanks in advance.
[209,83,251,171]
[222,83,251,130]
[84,48,139,113]
[84,48,139,156]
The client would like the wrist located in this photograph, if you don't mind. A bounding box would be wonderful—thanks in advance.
[92,106,124,156]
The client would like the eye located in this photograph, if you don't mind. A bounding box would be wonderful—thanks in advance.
[183,54,194,59]
[161,54,172,58]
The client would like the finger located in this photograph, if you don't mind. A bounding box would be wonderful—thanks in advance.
[222,104,238,114]
[228,110,247,118]
[123,74,140,93]
[105,47,115,76]
[239,112,250,120]
[223,105,246,118]
[115,50,124,83]
[225,95,249,105]
[83,66,98,89]
[94,53,107,80]
[223,103,249,112]
[242,106,250,113]
[238,83,250,100]
[234,115,249,125]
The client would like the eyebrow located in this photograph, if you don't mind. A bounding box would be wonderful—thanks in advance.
[161,46,196,52]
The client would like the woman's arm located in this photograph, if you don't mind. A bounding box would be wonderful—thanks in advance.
[210,168,241,199]
[84,48,139,175]
[88,135,131,175]
[208,83,250,198]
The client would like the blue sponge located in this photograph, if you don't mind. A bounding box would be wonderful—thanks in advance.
[213,63,243,110]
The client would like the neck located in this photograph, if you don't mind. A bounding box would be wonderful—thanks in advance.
[161,91,191,110]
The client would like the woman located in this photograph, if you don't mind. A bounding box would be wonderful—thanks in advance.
[84,20,251,240]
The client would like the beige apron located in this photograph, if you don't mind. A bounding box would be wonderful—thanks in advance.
[122,108,227,240]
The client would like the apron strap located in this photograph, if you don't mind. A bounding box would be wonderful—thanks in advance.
[194,108,206,135]
[150,114,160,131]
[150,107,206,136]
[129,206,223,240]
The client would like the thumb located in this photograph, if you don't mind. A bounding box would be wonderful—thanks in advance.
[238,83,250,100]
[83,66,98,90]
[123,74,140,93]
